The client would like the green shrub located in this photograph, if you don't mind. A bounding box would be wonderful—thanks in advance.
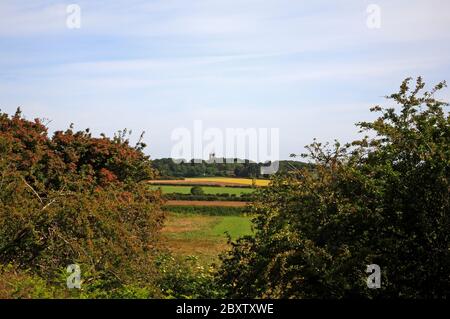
[0,264,66,299]
[190,186,204,195]
[155,253,224,299]
[218,78,450,298]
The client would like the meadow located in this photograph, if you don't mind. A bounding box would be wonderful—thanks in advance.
[157,178,258,265]
[186,177,269,187]
[152,185,255,196]
[161,210,254,265]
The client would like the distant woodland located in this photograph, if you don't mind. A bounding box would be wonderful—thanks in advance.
[152,158,309,178]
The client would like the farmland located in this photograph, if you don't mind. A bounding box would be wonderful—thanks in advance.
[153,177,260,265]
[161,211,253,265]
[187,177,269,187]
[152,185,255,196]
[149,177,270,187]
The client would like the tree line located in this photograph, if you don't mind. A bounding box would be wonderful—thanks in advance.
[152,158,308,178]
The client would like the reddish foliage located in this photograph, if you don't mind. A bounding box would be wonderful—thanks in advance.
[0,108,156,190]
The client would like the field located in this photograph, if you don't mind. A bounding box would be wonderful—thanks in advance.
[152,185,255,195]
[149,177,270,187]
[156,178,260,265]
[186,177,269,187]
[161,211,254,264]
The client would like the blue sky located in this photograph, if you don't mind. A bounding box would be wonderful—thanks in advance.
[1,0,449,160]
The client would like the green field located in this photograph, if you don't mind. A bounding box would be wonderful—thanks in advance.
[161,211,254,265]
[163,205,245,216]
[153,185,255,196]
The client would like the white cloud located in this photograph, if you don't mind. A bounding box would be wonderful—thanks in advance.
[1,0,449,158]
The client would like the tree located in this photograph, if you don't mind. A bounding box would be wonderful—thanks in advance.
[218,77,450,298]
[190,186,205,195]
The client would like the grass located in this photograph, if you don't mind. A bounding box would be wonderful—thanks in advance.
[152,185,255,195]
[210,216,253,238]
[161,211,254,265]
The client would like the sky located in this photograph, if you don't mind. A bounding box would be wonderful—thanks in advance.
[1,0,449,161]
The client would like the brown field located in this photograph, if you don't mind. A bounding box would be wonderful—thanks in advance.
[165,200,248,207]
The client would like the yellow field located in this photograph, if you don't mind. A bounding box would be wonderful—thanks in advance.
[185,177,270,187]
[149,177,270,187]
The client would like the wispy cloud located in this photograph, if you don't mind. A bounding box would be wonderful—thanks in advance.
[1,0,449,158]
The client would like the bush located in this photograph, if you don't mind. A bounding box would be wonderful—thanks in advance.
[0,172,164,288]
[0,263,163,299]
[0,110,165,296]
[155,253,224,299]
[190,186,204,195]
[218,78,450,298]
[0,264,66,299]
